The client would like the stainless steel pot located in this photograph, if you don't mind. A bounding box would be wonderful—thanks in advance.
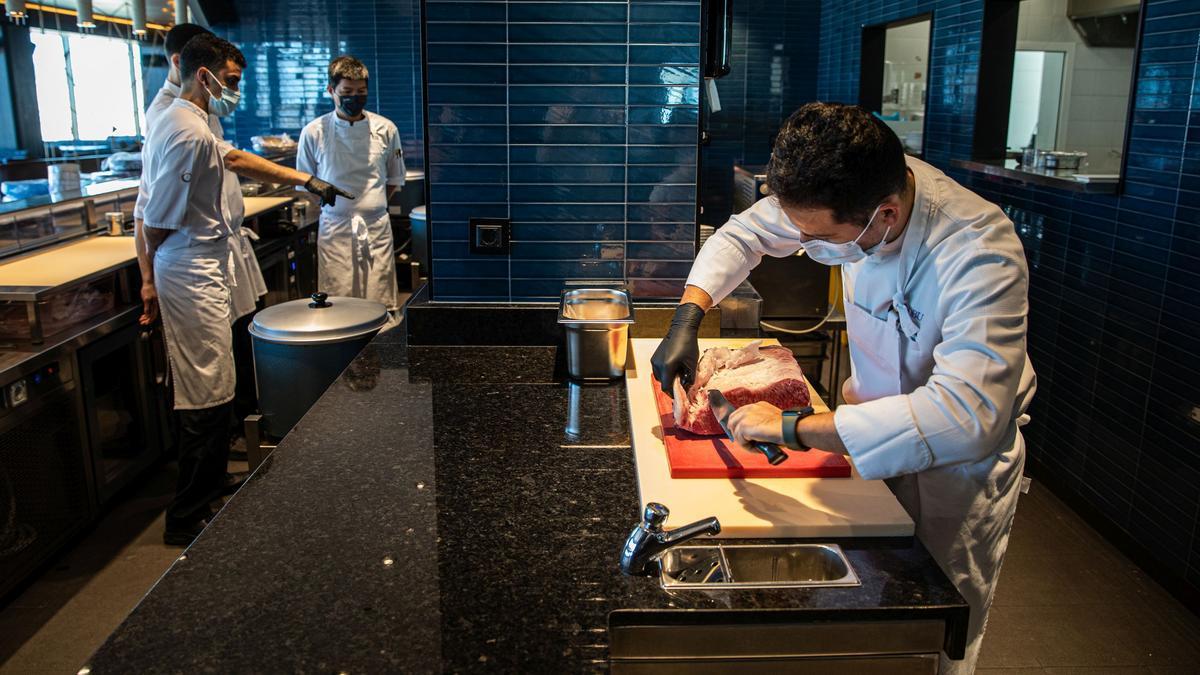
[248,292,388,438]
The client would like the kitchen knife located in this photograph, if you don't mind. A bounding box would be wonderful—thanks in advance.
[706,389,788,465]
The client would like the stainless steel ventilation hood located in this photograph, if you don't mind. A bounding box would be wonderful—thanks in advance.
[1067,0,1141,47]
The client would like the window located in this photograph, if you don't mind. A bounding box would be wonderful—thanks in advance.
[859,15,933,157]
[30,29,145,144]
[1004,0,1139,176]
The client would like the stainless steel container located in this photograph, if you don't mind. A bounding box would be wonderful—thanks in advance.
[1042,151,1088,170]
[104,211,124,235]
[558,287,635,380]
[248,292,388,438]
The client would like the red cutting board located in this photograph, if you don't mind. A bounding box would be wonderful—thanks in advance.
[651,376,852,479]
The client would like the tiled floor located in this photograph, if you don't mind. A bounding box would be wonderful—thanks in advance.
[2,469,1198,673]
[0,455,248,675]
[978,484,1200,673]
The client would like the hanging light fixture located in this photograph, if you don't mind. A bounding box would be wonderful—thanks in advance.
[131,0,147,37]
[6,0,28,24]
[76,0,96,30]
[175,0,188,25]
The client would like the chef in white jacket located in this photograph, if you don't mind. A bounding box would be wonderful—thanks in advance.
[653,102,1036,674]
[140,23,266,322]
[136,34,354,546]
[296,55,405,311]
[136,24,352,447]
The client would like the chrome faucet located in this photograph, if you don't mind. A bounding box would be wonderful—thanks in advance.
[619,502,721,576]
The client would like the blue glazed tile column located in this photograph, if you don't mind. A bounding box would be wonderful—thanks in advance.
[424,0,702,302]
[817,0,1200,600]
[219,0,425,167]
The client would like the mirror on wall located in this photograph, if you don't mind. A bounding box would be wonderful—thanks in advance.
[860,16,932,157]
[1005,0,1139,180]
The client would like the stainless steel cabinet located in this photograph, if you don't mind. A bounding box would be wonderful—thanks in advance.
[0,351,93,599]
[77,322,164,504]
[610,619,945,674]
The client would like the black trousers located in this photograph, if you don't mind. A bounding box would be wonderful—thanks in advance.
[166,402,232,528]
[231,312,258,433]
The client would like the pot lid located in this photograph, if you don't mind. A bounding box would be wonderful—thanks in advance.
[249,292,388,345]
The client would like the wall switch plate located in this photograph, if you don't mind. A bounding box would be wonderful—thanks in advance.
[470,218,511,254]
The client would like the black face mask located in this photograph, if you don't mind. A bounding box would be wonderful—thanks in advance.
[337,94,368,117]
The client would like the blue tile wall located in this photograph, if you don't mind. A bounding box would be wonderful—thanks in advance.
[217,0,424,167]
[820,0,1200,599]
[700,0,821,226]
[424,0,702,302]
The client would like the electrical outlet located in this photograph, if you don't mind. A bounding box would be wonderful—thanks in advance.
[470,218,511,254]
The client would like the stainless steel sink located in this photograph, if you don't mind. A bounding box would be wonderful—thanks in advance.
[660,543,860,589]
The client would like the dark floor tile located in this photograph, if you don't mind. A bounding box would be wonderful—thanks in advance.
[977,604,1048,669]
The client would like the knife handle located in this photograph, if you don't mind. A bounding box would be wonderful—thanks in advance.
[754,442,788,465]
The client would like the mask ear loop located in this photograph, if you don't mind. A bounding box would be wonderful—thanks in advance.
[199,68,221,100]
[852,203,884,245]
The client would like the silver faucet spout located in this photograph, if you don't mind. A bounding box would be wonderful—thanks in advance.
[662,516,722,544]
[619,503,721,576]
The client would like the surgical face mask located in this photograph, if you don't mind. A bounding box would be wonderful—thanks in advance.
[800,203,891,266]
[201,68,241,117]
[336,93,368,118]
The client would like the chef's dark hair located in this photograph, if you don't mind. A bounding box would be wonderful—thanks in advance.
[165,23,212,58]
[329,56,369,87]
[179,33,246,81]
[766,102,908,225]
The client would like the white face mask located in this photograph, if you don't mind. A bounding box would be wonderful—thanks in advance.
[201,68,241,117]
[800,203,891,266]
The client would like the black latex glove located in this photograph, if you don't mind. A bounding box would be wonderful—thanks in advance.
[651,302,705,396]
[305,176,356,207]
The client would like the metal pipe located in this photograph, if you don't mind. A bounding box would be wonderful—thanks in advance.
[131,0,146,36]
[174,0,186,25]
[6,0,27,23]
[75,0,93,29]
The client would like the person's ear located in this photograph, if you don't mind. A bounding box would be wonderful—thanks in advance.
[170,53,180,72]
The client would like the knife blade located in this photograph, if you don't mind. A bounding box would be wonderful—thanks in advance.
[706,389,788,465]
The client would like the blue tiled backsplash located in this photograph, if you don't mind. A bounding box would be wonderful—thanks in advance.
[821,0,1200,599]
[218,0,424,167]
[424,0,702,302]
[701,0,820,226]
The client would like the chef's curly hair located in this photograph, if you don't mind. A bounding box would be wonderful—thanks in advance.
[766,102,908,225]
[179,33,245,81]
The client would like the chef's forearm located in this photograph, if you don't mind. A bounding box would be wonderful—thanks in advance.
[679,285,714,312]
[225,149,312,187]
[138,223,170,282]
[134,218,155,284]
[795,413,848,454]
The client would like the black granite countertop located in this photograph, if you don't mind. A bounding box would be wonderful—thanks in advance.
[83,330,967,672]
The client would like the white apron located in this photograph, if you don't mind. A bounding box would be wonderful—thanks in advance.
[316,115,399,310]
[222,150,267,321]
[841,221,1025,674]
[155,238,236,410]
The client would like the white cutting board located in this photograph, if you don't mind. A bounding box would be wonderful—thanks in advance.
[627,338,914,538]
[0,236,134,288]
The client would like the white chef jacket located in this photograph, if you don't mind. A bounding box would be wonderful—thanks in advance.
[687,156,1036,673]
[140,98,237,410]
[296,111,404,309]
[136,80,266,320]
[140,99,230,245]
[296,111,405,219]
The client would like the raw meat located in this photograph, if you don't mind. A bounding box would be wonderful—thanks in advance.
[672,340,811,436]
